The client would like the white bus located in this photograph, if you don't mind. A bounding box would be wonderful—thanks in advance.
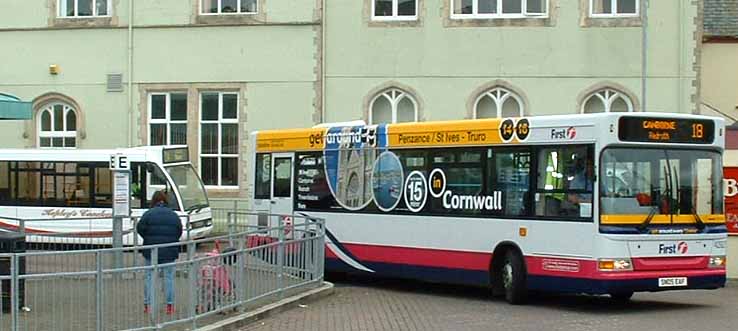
[0,146,213,245]
[248,113,727,304]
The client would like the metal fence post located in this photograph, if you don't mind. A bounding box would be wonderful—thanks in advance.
[277,217,285,298]
[151,248,159,324]
[236,235,245,310]
[188,241,197,331]
[10,254,18,331]
[96,251,103,331]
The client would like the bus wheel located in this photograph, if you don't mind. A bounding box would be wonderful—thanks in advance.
[500,250,528,305]
[610,292,633,302]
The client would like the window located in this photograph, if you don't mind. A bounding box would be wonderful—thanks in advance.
[590,0,638,17]
[429,149,485,215]
[369,89,418,124]
[535,145,594,219]
[373,0,418,21]
[200,92,239,187]
[38,103,77,149]
[149,93,188,146]
[489,148,531,216]
[273,157,292,198]
[58,0,111,17]
[474,87,524,119]
[201,0,257,15]
[581,88,634,113]
[254,154,272,199]
[451,0,547,19]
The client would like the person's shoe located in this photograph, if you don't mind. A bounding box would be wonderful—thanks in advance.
[143,305,150,314]
[166,304,175,315]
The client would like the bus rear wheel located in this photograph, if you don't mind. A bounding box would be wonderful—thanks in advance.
[499,250,528,305]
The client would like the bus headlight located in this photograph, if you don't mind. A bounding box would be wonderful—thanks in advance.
[714,240,727,249]
[709,256,726,268]
[598,258,633,272]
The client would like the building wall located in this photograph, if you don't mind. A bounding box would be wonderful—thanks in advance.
[0,0,320,199]
[324,0,699,122]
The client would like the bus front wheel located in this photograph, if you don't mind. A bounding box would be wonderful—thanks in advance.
[500,250,528,305]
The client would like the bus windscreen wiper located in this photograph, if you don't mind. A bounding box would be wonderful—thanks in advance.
[691,207,706,231]
[637,205,659,232]
[186,203,208,213]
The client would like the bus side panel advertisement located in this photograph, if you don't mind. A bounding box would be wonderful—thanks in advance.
[724,167,738,235]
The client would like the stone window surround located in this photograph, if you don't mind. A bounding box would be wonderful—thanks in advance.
[138,83,248,198]
[363,82,425,123]
[48,0,120,28]
[23,92,87,149]
[466,81,529,119]
[193,0,267,25]
[579,0,642,28]
[441,0,558,28]
[364,0,423,28]
[575,81,641,113]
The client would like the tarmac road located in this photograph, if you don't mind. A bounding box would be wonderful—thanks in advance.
[240,275,738,331]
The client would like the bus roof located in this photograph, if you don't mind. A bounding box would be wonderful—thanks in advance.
[254,113,725,152]
[0,145,186,163]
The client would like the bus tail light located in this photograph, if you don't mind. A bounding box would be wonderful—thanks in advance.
[598,258,633,272]
[709,256,726,268]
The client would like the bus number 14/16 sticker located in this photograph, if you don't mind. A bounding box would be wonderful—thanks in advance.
[404,171,428,212]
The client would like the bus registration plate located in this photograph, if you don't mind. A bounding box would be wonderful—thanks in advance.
[658,277,687,287]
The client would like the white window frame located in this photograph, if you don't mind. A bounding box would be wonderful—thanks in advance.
[450,0,549,20]
[372,0,419,21]
[473,87,524,119]
[199,92,240,189]
[580,88,634,113]
[38,103,77,149]
[148,92,188,146]
[589,0,639,18]
[199,0,259,15]
[369,89,419,124]
[58,0,112,18]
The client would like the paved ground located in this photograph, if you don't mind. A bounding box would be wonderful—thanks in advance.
[240,275,738,331]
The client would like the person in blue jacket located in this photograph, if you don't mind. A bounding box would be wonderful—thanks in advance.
[137,190,183,315]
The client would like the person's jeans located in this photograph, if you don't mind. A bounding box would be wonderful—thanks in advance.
[144,258,175,305]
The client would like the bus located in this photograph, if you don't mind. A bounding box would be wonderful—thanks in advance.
[248,113,727,303]
[0,146,213,245]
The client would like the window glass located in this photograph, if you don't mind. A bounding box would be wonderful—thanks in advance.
[592,0,613,14]
[371,96,392,124]
[221,158,238,186]
[200,92,239,187]
[201,124,218,154]
[222,0,238,13]
[429,150,484,215]
[479,0,497,14]
[0,162,9,203]
[254,154,272,199]
[295,153,336,210]
[94,166,112,207]
[535,145,593,219]
[221,124,238,154]
[170,93,188,121]
[490,149,531,216]
[150,124,167,146]
[526,0,545,14]
[222,93,238,119]
[201,157,218,186]
[241,0,257,13]
[273,157,292,198]
[96,0,109,15]
[398,0,417,16]
[201,93,219,121]
[375,0,393,16]
[54,105,63,131]
[151,95,166,119]
[170,123,187,145]
[502,0,522,13]
[66,110,77,131]
[78,0,93,16]
[455,0,474,14]
[617,0,637,14]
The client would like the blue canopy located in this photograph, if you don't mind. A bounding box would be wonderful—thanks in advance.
[0,93,31,120]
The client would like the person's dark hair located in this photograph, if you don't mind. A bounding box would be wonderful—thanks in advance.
[151,190,168,208]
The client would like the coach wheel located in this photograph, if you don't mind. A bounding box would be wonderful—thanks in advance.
[500,250,528,305]
[610,291,633,302]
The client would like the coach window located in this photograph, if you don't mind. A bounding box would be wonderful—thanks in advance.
[254,154,272,199]
[535,145,593,219]
[429,149,484,215]
[489,148,531,216]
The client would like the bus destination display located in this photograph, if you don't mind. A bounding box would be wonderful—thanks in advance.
[618,117,714,144]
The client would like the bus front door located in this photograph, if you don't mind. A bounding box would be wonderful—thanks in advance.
[270,153,295,230]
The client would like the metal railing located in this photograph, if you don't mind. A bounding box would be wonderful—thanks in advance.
[0,212,325,331]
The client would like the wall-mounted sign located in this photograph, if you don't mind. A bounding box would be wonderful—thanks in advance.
[724,167,738,235]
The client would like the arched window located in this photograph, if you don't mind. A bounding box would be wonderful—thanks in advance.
[38,103,77,148]
[474,87,524,119]
[369,89,418,124]
[581,88,634,113]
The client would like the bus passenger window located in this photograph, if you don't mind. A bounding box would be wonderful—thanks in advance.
[254,153,271,199]
[94,167,113,207]
[535,145,593,219]
[0,162,9,203]
[489,149,531,216]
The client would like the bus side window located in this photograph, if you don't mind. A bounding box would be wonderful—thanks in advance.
[130,162,146,209]
[534,145,593,219]
[489,148,531,217]
[93,166,113,207]
[0,161,9,203]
